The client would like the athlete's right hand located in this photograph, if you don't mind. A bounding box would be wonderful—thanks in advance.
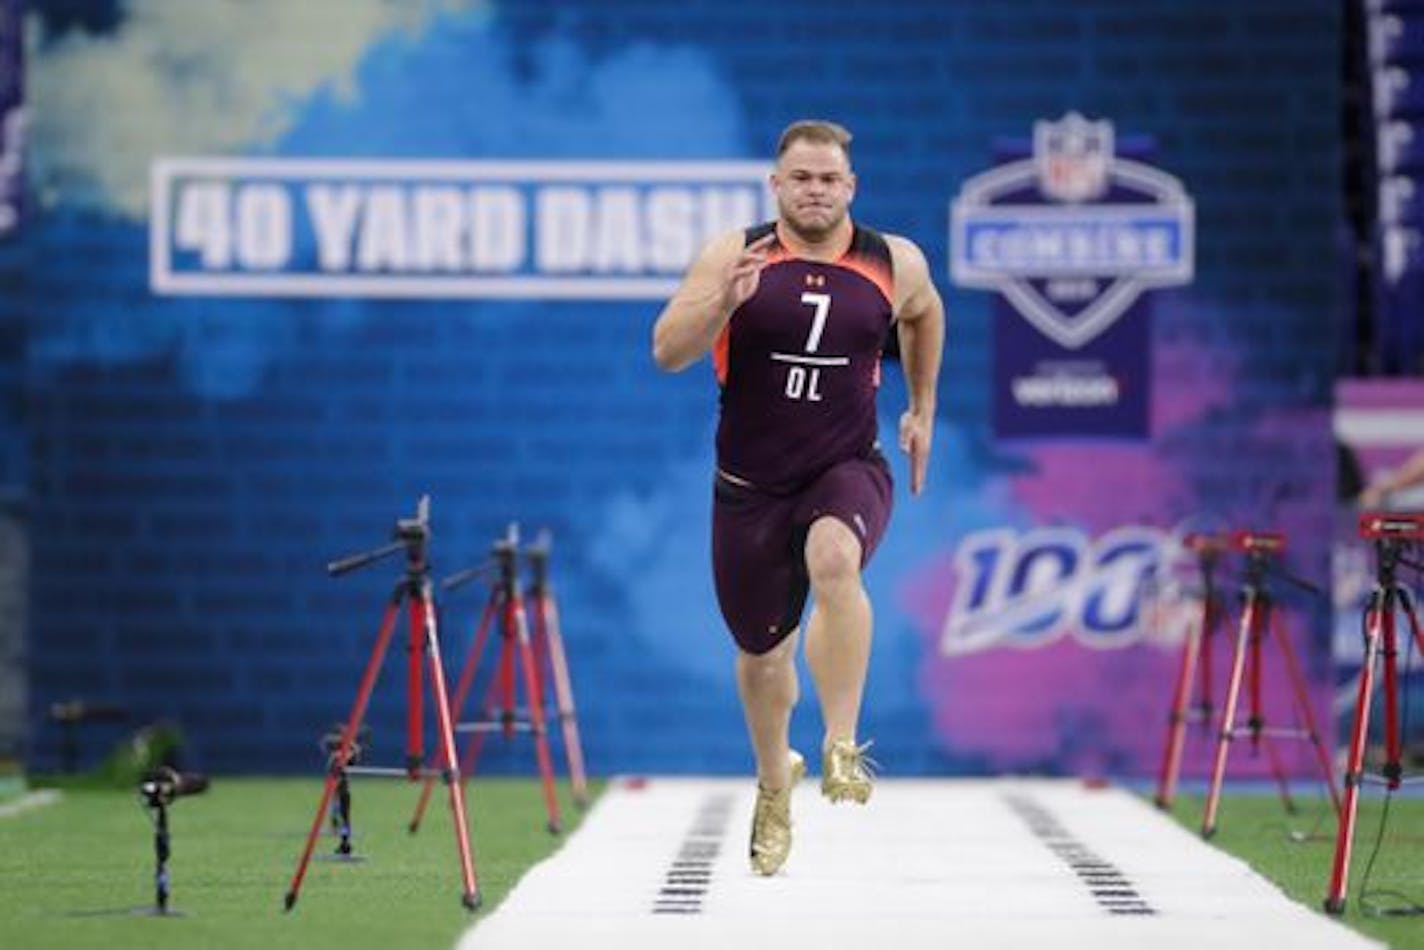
[720,232,776,312]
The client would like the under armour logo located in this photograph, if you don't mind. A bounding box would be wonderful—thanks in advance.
[805,274,826,288]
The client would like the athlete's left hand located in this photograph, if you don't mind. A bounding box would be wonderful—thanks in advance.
[899,410,932,496]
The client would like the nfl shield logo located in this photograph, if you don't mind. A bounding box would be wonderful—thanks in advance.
[1035,112,1112,203]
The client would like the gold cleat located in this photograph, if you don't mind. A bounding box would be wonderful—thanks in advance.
[821,738,876,805]
[749,750,805,876]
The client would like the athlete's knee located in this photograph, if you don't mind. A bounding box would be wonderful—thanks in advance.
[738,636,798,689]
[805,518,863,593]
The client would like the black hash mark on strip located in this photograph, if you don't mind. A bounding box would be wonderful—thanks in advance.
[1003,792,1158,917]
[652,792,735,915]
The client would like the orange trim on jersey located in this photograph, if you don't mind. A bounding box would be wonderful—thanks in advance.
[712,324,731,385]
[716,245,792,385]
[835,251,895,308]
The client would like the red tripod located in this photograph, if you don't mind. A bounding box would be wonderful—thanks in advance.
[1155,532,1228,810]
[525,531,590,809]
[409,525,578,835]
[1200,531,1341,838]
[284,497,479,912]
[1324,512,1424,915]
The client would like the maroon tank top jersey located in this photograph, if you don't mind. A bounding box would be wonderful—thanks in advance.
[713,221,895,494]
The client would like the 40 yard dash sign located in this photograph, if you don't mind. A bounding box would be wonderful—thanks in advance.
[150,157,774,300]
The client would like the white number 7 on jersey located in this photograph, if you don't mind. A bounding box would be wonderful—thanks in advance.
[800,292,831,353]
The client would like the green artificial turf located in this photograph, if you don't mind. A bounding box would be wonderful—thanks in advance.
[1162,791,1424,949]
[5,776,1419,949]
[0,775,600,950]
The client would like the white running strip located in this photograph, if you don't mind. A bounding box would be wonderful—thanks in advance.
[0,789,61,818]
[458,778,1380,949]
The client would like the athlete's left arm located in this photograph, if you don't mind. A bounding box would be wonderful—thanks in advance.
[888,235,945,496]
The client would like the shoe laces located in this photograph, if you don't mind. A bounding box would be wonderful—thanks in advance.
[753,784,792,835]
[830,738,880,780]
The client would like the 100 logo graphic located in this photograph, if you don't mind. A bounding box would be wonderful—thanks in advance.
[940,526,1169,656]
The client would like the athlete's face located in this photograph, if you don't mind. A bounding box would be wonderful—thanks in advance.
[772,140,855,242]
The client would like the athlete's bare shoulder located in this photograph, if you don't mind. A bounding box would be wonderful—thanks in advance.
[883,232,929,278]
[882,233,937,318]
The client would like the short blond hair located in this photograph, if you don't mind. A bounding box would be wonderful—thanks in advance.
[776,119,853,161]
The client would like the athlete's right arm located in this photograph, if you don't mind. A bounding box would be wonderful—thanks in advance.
[651,230,775,372]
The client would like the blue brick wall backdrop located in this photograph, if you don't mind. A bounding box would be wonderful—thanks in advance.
[21,0,1340,776]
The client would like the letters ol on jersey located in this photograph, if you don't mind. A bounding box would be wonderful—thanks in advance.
[150,158,776,299]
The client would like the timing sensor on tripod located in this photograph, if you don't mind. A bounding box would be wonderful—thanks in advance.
[1182,531,1229,556]
[1358,511,1424,541]
[1229,530,1286,554]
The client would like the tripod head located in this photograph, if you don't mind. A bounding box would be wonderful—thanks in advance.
[327,495,433,578]
[1359,511,1424,577]
[321,722,372,765]
[525,529,553,589]
[1229,530,1322,597]
[438,524,521,595]
[493,523,520,590]
[139,766,209,808]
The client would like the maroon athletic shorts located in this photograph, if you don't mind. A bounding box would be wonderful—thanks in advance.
[711,451,892,655]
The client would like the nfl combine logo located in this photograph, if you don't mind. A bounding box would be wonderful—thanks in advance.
[948,112,1195,351]
[1036,113,1111,204]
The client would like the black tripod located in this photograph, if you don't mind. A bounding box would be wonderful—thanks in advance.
[1325,512,1424,914]
[283,496,479,912]
[322,722,370,859]
[137,767,208,916]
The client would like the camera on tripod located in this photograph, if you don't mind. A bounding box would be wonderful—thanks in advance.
[320,722,371,764]
[138,766,209,808]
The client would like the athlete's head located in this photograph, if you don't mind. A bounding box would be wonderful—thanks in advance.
[772,119,856,242]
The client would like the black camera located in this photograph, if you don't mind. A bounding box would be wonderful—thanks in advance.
[139,766,209,807]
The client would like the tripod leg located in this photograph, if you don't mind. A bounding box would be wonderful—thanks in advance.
[1259,734,1297,815]
[286,599,403,911]
[1381,602,1402,790]
[1325,594,1386,915]
[407,598,427,777]
[1249,598,1296,814]
[458,652,503,785]
[1402,589,1424,783]
[1198,594,1218,732]
[1248,601,1265,755]
[512,590,563,835]
[539,590,589,808]
[1405,588,1424,660]
[418,586,481,910]
[154,804,170,914]
[1203,593,1254,838]
[1269,606,1342,815]
[1155,605,1202,810]
[411,594,499,834]
[499,599,518,740]
[335,772,353,855]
